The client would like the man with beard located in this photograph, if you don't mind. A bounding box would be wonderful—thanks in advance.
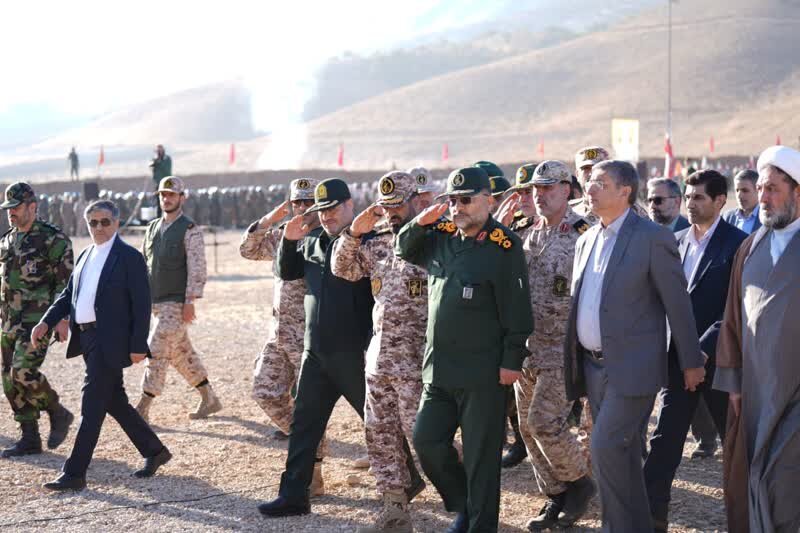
[396,167,533,532]
[135,177,222,422]
[331,171,428,533]
[647,178,689,232]
[644,170,746,532]
[715,145,800,533]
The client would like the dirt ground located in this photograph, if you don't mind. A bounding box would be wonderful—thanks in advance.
[0,230,727,532]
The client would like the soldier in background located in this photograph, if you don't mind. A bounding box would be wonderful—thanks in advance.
[68,147,79,181]
[49,194,63,229]
[407,167,438,209]
[73,194,88,237]
[135,176,222,422]
[0,182,75,457]
[60,194,76,236]
[331,172,428,533]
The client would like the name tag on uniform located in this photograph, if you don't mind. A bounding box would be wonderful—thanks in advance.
[462,287,473,300]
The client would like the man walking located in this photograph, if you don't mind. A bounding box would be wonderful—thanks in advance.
[135,176,221,422]
[32,200,171,491]
[0,182,75,457]
[396,167,533,533]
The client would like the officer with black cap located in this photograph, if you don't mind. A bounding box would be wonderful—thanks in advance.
[396,167,534,532]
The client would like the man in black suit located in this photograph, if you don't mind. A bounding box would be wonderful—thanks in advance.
[647,178,690,232]
[32,200,171,491]
[644,170,747,532]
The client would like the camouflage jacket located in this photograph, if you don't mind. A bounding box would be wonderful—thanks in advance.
[239,221,306,344]
[0,219,74,330]
[523,208,588,370]
[331,228,427,379]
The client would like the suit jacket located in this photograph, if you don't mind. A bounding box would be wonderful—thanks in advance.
[723,208,761,234]
[673,214,690,232]
[42,236,152,369]
[563,210,704,400]
[674,219,747,362]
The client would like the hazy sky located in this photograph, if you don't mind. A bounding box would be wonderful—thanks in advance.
[1,0,509,131]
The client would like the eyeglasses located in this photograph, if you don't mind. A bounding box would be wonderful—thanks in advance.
[88,218,113,228]
[647,196,678,206]
[291,199,315,207]
[447,194,487,207]
[586,179,609,190]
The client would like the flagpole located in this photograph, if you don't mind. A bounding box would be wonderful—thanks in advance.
[667,0,672,141]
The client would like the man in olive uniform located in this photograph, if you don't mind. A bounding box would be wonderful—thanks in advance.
[150,145,172,217]
[396,167,534,533]
[331,171,429,533]
[1,182,75,457]
[135,176,222,422]
[515,161,595,530]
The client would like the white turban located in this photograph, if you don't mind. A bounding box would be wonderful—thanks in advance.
[757,145,800,184]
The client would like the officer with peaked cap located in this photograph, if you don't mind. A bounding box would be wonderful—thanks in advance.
[408,167,438,209]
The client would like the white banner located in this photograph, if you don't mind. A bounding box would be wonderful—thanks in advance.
[611,119,640,163]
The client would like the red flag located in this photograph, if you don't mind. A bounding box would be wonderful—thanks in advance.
[776,135,782,146]
[98,145,105,166]
[229,143,236,165]
[709,136,715,154]
[442,143,449,162]
[537,139,544,159]
[664,133,674,178]
[337,143,344,167]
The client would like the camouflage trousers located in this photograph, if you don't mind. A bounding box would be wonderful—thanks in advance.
[1,328,58,422]
[142,302,209,396]
[514,367,590,495]
[365,372,422,493]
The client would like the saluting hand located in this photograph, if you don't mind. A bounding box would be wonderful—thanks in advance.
[683,366,706,392]
[259,200,291,228]
[415,202,449,226]
[283,214,312,241]
[349,204,384,238]
[499,368,522,385]
[495,193,520,227]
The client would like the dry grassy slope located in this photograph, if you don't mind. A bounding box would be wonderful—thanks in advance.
[291,0,800,168]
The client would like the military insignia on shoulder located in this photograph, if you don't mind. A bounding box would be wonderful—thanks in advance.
[435,219,456,234]
[407,278,424,298]
[371,278,382,296]
[512,216,534,231]
[572,219,589,235]
[489,227,513,250]
[553,275,569,297]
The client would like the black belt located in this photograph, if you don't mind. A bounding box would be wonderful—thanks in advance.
[585,349,603,361]
[77,322,96,332]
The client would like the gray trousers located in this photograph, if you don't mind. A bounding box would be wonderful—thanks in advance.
[584,357,656,533]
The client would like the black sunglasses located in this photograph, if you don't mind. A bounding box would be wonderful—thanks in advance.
[647,196,677,206]
[88,218,113,228]
[291,199,315,207]
[448,194,487,206]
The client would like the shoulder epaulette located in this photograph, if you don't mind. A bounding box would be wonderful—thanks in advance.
[572,219,590,235]
[488,226,513,250]
[512,216,535,231]
[434,218,456,234]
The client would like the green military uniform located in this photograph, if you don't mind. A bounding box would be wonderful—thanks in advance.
[396,167,534,532]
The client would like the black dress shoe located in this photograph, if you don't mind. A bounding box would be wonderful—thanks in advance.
[257,495,310,517]
[43,473,86,491]
[445,512,468,533]
[557,476,596,527]
[134,447,172,478]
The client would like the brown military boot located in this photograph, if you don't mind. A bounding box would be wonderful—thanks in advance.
[1,421,43,458]
[135,394,153,423]
[356,490,412,533]
[310,461,325,497]
[189,383,223,419]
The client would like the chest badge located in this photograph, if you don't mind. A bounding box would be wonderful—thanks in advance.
[462,286,473,300]
[407,278,424,298]
[371,278,382,296]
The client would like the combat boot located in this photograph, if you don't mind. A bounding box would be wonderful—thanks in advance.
[189,383,223,419]
[526,492,565,531]
[356,490,412,533]
[501,415,527,468]
[135,394,153,423]
[46,403,75,449]
[1,421,43,458]
[310,461,325,497]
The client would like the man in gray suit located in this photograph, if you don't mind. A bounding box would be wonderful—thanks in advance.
[563,160,706,531]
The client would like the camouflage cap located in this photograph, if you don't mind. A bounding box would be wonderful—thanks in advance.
[305,178,352,214]
[1,182,36,209]
[473,160,504,178]
[158,176,186,194]
[407,166,437,193]
[435,167,491,199]
[531,160,572,185]
[376,171,416,207]
[289,178,318,201]
[511,163,537,190]
[574,146,610,169]
[489,176,512,197]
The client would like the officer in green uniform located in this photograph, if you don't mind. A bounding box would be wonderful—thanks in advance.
[0,182,75,457]
[258,178,422,519]
[396,167,534,533]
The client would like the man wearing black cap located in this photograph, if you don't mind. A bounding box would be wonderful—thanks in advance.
[396,168,534,532]
[257,178,378,518]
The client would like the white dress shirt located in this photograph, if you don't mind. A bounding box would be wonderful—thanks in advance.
[576,209,630,352]
[770,216,800,265]
[683,216,721,286]
[74,234,117,324]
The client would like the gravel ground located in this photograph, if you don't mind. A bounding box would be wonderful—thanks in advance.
[0,230,727,532]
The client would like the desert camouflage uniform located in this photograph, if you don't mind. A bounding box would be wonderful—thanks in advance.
[142,220,209,395]
[331,228,427,493]
[1,220,73,422]
[515,208,591,495]
[240,223,306,434]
